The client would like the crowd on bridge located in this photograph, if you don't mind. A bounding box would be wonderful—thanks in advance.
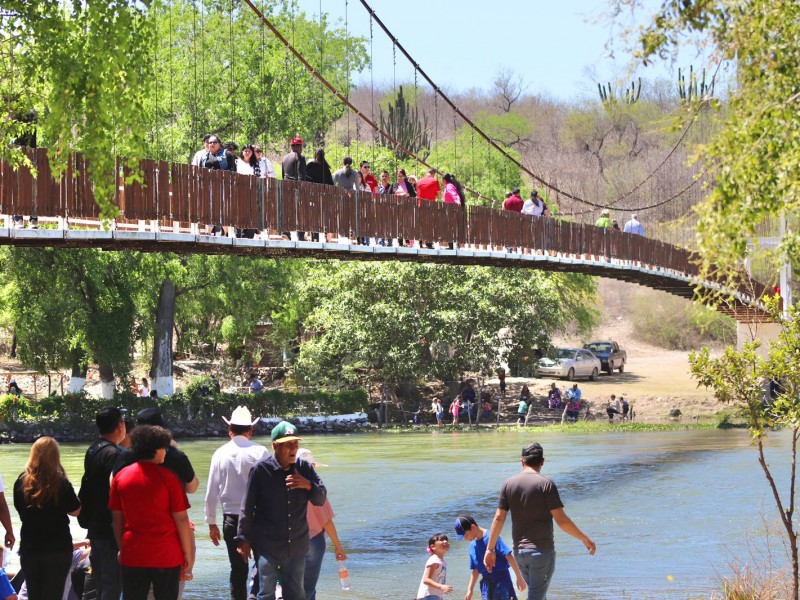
[0,402,597,600]
[187,133,647,245]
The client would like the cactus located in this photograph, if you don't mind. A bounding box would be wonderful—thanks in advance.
[678,65,715,103]
[379,86,431,160]
[598,78,641,107]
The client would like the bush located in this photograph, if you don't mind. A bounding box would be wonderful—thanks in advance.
[0,388,369,426]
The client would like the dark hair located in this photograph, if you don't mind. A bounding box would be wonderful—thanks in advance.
[229,424,252,436]
[314,149,325,161]
[397,169,407,178]
[428,532,449,548]
[443,174,466,205]
[360,160,370,169]
[149,389,159,399]
[131,425,172,460]
[343,156,353,166]
[202,134,211,143]
[241,144,258,168]
[225,141,238,153]
[523,455,544,468]
[96,406,123,435]
[124,417,135,434]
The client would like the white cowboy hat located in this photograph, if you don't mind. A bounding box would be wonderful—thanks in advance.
[222,405,260,427]
[297,448,328,468]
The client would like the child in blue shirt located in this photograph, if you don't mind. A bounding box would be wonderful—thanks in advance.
[454,515,526,600]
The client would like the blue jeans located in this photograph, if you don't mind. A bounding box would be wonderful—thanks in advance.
[89,537,122,600]
[515,550,556,600]
[303,532,326,600]
[256,553,305,600]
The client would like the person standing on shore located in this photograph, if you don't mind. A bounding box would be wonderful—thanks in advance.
[484,443,595,600]
[204,407,268,600]
[80,406,126,600]
[236,421,327,600]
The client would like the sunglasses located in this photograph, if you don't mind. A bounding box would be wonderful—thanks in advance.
[255,150,262,154]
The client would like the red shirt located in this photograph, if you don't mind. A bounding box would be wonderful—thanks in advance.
[503,195,524,212]
[109,461,190,568]
[364,173,379,193]
[416,175,441,201]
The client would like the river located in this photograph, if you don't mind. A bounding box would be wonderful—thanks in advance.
[0,428,790,599]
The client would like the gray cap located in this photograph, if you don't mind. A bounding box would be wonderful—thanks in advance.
[521,442,543,459]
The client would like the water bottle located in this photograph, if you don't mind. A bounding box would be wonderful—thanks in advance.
[338,559,351,591]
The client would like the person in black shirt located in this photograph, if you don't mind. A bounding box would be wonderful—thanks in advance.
[82,406,126,600]
[14,437,81,600]
[281,137,306,182]
[305,149,333,186]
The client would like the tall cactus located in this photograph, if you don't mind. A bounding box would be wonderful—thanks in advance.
[598,78,641,107]
[379,86,431,160]
[678,65,715,103]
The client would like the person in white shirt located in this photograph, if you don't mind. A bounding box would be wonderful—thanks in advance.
[521,190,548,217]
[204,406,269,600]
[623,214,645,236]
[253,145,276,178]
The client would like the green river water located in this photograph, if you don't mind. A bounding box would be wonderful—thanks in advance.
[0,428,789,599]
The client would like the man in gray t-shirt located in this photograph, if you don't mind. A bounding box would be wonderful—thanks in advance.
[484,443,596,600]
[332,156,359,190]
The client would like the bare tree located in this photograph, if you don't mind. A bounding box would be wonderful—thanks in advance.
[494,68,527,113]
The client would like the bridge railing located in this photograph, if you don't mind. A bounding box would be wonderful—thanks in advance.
[0,149,770,303]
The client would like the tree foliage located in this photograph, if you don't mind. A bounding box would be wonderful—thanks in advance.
[616,0,800,274]
[292,262,598,386]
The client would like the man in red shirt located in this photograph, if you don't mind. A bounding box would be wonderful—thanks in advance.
[503,188,524,212]
[359,161,379,193]
[416,168,441,201]
[110,425,193,600]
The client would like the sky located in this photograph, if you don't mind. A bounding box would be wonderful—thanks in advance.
[292,0,714,102]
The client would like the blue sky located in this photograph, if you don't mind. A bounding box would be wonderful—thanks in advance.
[293,0,712,101]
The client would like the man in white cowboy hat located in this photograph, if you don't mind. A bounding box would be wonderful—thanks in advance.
[204,406,268,600]
[236,421,326,600]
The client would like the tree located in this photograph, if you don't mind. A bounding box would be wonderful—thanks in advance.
[614,0,800,275]
[493,68,526,113]
[690,300,800,599]
[292,262,597,387]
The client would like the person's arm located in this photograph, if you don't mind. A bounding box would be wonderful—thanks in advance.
[506,551,528,592]
[172,510,195,578]
[464,569,479,600]
[112,510,124,551]
[551,508,596,554]
[483,507,508,572]
[185,475,200,494]
[205,457,221,546]
[321,519,347,561]
[422,561,453,594]
[0,492,14,550]
[288,465,327,506]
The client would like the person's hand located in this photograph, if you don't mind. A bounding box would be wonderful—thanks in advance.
[5,530,15,550]
[517,577,527,592]
[483,550,496,573]
[334,546,348,561]
[237,541,252,562]
[584,537,596,555]
[464,590,473,600]
[441,584,453,594]
[209,524,221,546]
[286,470,312,491]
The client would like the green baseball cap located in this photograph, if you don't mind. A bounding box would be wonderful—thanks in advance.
[270,420,302,443]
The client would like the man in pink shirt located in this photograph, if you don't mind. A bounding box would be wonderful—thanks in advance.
[503,188,524,212]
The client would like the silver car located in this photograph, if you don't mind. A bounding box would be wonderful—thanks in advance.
[538,348,601,381]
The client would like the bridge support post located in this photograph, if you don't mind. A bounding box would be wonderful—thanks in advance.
[737,321,782,358]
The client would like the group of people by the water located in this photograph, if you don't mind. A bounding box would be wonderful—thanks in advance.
[415,442,595,600]
[0,405,346,600]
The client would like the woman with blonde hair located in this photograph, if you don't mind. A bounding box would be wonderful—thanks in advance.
[13,436,80,600]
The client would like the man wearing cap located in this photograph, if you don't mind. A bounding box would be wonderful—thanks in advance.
[595,209,612,229]
[281,137,307,182]
[113,407,200,494]
[484,442,595,600]
[204,406,269,600]
[237,421,326,600]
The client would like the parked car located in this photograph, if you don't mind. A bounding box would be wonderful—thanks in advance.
[538,348,601,381]
[583,341,627,374]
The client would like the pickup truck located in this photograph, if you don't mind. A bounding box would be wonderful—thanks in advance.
[583,341,627,374]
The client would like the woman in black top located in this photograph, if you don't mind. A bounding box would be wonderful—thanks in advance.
[14,436,81,600]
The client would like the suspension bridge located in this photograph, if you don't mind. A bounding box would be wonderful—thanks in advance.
[0,0,778,322]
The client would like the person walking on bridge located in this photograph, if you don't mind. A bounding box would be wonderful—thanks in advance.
[594,209,612,229]
[623,214,645,236]
[281,137,307,182]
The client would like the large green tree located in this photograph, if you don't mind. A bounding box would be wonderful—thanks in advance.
[292,262,597,386]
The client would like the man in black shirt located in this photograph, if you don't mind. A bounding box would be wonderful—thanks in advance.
[281,137,306,182]
[112,407,199,493]
[83,406,126,600]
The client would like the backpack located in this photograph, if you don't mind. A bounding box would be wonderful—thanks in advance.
[77,439,116,529]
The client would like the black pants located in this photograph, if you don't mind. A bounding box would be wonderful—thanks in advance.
[223,514,249,600]
[20,550,73,600]
[120,566,180,600]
